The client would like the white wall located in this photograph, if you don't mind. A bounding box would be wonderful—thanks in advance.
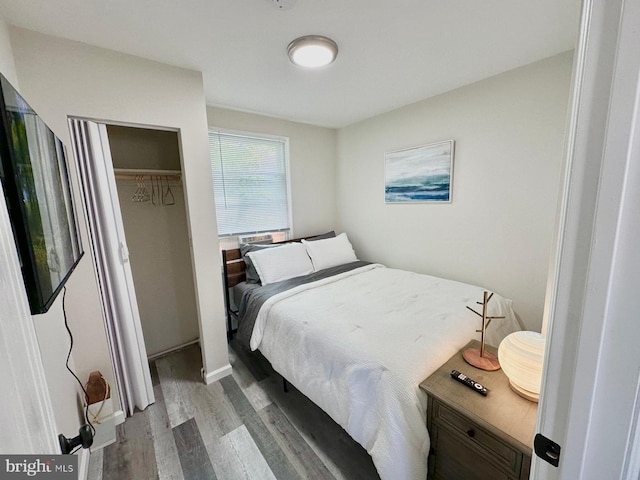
[110,127,199,356]
[0,15,16,84]
[207,107,338,236]
[337,52,573,333]
[116,179,199,356]
[0,13,61,454]
[9,26,230,431]
[0,20,87,438]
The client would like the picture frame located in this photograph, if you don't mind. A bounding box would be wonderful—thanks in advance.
[384,139,454,203]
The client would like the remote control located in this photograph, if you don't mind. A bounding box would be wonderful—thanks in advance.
[450,370,488,396]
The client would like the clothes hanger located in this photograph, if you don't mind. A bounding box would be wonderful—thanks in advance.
[140,176,150,202]
[163,175,175,206]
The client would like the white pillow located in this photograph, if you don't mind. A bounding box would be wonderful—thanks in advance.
[302,233,358,271]
[246,242,314,286]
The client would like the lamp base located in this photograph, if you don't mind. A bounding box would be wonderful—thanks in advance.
[462,347,501,371]
[508,380,539,403]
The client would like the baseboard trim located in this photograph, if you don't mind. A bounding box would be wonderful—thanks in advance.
[113,409,125,425]
[147,338,200,361]
[202,363,232,385]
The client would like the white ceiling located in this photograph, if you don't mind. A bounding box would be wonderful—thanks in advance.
[0,0,580,128]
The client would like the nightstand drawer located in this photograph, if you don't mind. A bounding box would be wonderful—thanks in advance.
[431,423,511,480]
[432,400,522,476]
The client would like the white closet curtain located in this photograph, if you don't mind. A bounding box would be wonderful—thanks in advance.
[69,118,154,416]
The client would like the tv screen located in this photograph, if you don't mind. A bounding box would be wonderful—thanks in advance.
[0,74,83,314]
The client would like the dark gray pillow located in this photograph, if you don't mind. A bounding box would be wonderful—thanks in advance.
[306,230,336,241]
[240,243,278,283]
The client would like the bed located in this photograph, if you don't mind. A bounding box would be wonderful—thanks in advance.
[222,233,521,480]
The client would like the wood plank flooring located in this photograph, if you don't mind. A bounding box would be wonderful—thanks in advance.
[88,341,380,480]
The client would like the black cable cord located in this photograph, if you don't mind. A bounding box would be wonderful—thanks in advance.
[69,444,82,455]
[62,286,96,437]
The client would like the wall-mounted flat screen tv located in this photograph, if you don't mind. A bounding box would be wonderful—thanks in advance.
[0,74,83,314]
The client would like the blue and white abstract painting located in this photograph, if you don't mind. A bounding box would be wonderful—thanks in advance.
[385,140,454,203]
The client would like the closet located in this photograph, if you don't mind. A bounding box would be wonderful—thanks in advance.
[106,125,199,358]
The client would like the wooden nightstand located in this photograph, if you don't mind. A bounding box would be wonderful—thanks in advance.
[419,340,538,480]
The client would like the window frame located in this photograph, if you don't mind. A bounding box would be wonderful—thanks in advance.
[208,126,293,241]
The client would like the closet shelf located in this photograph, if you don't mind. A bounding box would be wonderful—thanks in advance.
[113,168,181,181]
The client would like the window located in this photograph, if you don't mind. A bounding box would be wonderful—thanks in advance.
[209,129,291,242]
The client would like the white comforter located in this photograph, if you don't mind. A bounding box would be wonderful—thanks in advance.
[249,264,520,480]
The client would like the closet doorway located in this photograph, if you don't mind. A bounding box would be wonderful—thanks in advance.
[70,119,200,416]
[107,125,200,359]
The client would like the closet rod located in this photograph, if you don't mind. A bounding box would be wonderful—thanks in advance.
[113,168,181,181]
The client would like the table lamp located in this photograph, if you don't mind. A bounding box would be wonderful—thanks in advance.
[498,331,545,402]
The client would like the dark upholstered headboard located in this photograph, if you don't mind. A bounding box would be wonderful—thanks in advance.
[221,234,332,339]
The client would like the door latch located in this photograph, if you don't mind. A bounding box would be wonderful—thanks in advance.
[120,241,129,263]
[534,433,561,467]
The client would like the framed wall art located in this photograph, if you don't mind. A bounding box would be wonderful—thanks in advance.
[385,140,454,203]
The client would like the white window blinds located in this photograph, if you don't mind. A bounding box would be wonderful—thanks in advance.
[209,130,290,237]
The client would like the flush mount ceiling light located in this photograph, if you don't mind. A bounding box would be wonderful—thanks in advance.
[287,35,338,68]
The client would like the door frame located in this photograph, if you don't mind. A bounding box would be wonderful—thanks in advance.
[534,0,640,477]
[0,183,60,454]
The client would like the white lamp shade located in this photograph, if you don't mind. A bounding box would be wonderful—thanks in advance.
[498,331,545,397]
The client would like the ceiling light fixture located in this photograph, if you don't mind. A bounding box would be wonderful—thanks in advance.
[287,35,338,68]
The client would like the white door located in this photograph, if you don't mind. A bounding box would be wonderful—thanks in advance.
[69,118,154,416]
[533,0,640,478]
